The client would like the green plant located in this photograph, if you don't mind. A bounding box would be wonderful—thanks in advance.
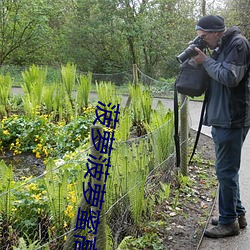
[115,109,132,141]
[107,139,152,226]
[12,177,49,241]
[157,182,171,203]
[117,233,163,250]
[178,173,191,189]
[0,161,14,222]
[0,112,93,158]
[21,65,47,118]
[60,62,76,102]
[141,88,153,124]
[172,190,180,210]
[12,233,48,250]
[43,84,56,114]
[76,72,92,110]
[0,73,12,117]
[43,159,69,231]
[96,81,122,106]
[145,100,174,164]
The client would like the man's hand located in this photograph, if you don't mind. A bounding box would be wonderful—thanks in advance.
[192,47,207,64]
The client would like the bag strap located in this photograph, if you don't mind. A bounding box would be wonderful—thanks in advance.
[174,80,208,168]
[174,79,180,168]
[189,91,208,164]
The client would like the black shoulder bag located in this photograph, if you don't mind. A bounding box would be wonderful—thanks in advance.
[175,58,208,97]
[174,58,210,168]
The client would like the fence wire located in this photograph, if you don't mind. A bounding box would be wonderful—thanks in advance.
[0,68,190,250]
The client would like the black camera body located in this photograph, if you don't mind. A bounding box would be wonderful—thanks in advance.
[176,36,208,63]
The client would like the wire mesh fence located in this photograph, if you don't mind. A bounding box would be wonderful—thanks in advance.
[0,66,190,249]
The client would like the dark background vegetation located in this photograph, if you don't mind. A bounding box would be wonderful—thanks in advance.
[0,0,249,81]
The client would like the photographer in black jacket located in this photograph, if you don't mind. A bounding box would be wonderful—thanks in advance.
[192,15,250,238]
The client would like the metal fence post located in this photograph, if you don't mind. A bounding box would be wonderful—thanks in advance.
[180,94,189,176]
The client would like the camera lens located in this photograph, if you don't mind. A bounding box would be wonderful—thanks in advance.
[176,45,198,63]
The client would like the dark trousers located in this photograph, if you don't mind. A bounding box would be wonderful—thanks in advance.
[211,126,249,225]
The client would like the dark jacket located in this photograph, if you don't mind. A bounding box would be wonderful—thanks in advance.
[203,26,250,128]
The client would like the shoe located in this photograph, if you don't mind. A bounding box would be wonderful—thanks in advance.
[204,222,240,238]
[211,214,247,229]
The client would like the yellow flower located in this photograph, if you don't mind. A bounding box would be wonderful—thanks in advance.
[36,152,41,159]
[43,147,49,157]
[71,195,76,204]
[32,193,42,201]
[64,205,74,218]
[26,183,37,191]
[12,207,17,212]
[3,130,9,135]
[14,149,22,155]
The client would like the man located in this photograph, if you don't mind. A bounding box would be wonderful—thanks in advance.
[192,15,250,238]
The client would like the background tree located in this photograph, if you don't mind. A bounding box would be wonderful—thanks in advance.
[219,0,250,39]
[0,0,49,65]
[0,0,234,79]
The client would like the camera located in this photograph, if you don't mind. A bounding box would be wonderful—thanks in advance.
[176,36,208,63]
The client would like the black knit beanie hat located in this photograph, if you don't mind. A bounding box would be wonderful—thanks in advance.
[195,15,225,32]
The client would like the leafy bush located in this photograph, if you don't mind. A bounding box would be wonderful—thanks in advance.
[0,110,95,158]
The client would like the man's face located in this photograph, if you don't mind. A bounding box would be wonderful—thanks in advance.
[196,30,222,49]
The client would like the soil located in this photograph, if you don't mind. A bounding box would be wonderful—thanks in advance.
[0,152,45,180]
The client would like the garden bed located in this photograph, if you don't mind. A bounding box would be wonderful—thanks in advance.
[116,130,217,250]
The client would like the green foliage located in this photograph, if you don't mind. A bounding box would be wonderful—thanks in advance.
[107,139,152,225]
[0,161,14,222]
[61,63,76,101]
[96,81,122,107]
[0,0,227,77]
[21,65,47,118]
[77,72,92,110]
[0,73,12,117]
[12,177,49,239]
[157,182,171,203]
[0,0,52,65]
[12,233,44,250]
[0,113,93,158]
[178,172,192,189]
[0,71,179,248]
[115,109,132,141]
[43,84,56,113]
[117,233,163,250]
[129,83,153,126]
[43,159,68,230]
[145,100,174,164]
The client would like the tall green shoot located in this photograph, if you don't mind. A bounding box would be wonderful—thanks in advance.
[21,65,47,118]
[0,161,14,222]
[96,81,122,106]
[43,84,55,114]
[129,83,152,126]
[145,100,174,164]
[43,159,68,230]
[0,73,12,117]
[76,72,92,112]
[61,63,76,102]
